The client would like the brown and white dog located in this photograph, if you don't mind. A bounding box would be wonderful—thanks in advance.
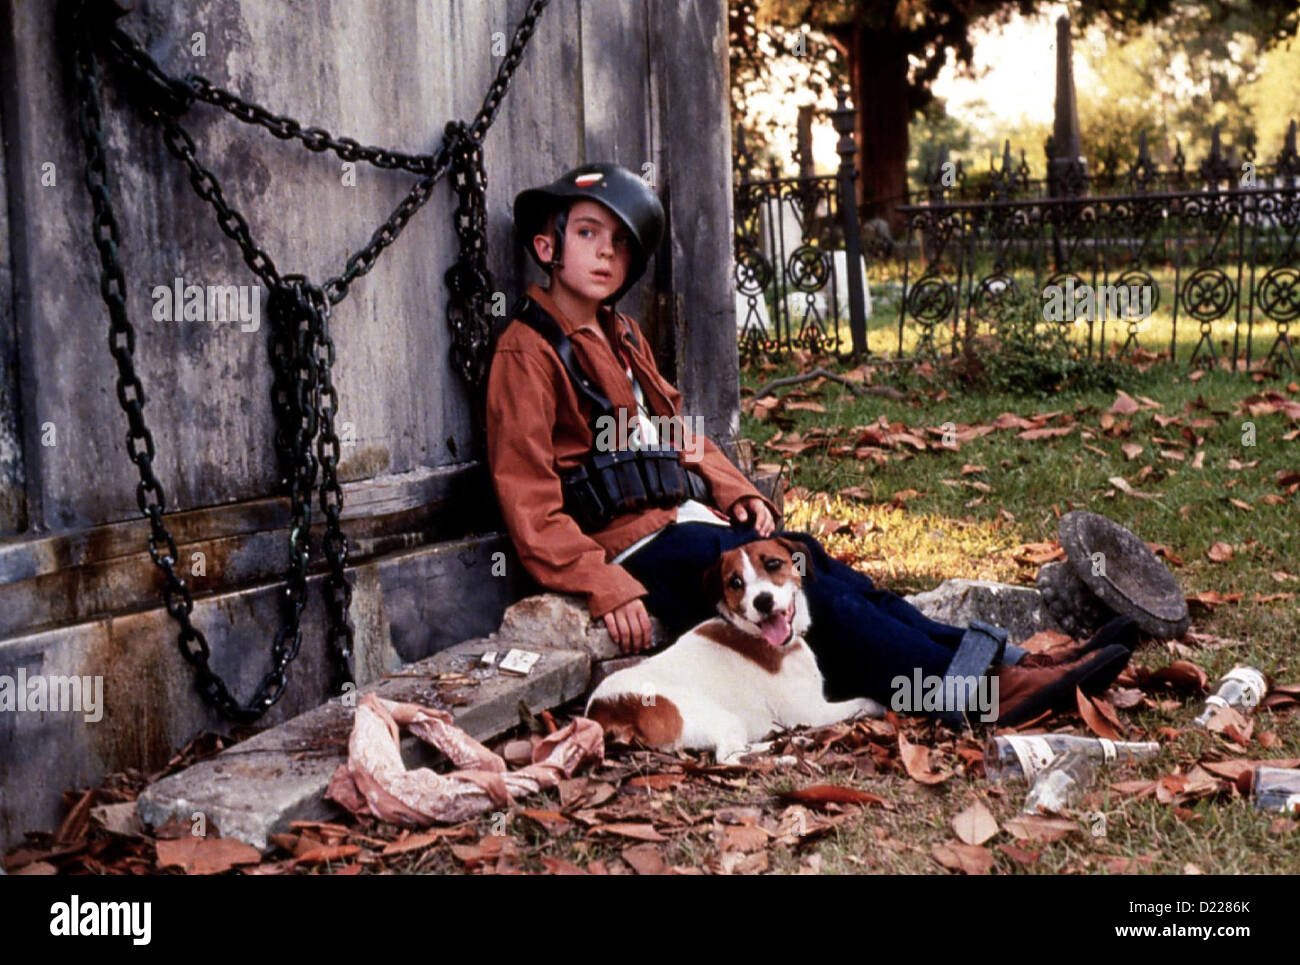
[586,537,885,763]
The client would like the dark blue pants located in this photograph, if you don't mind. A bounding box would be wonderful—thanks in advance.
[621,520,1009,706]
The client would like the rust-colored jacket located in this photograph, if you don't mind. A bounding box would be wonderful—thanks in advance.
[485,283,779,620]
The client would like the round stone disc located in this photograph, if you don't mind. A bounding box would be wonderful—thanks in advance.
[1057,511,1189,639]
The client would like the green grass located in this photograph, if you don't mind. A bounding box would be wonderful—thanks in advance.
[741,347,1300,651]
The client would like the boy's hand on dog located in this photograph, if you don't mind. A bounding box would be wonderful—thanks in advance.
[730,496,775,537]
[604,598,653,653]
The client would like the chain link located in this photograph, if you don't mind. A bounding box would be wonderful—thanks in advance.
[155,113,282,291]
[446,123,493,388]
[322,0,551,304]
[188,76,437,176]
[65,0,549,721]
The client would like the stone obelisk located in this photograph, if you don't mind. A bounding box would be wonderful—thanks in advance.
[1048,14,1086,197]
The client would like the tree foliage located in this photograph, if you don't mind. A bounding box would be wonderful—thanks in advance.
[731,0,1300,199]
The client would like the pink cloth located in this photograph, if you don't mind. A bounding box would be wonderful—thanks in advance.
[325,694,604,826]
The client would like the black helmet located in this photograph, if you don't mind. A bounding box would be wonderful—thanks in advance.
[513,162,665,303]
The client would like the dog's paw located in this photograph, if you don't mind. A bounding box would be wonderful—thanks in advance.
[853,697,888,719]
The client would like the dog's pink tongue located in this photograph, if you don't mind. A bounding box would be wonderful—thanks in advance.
[760,608,792,648]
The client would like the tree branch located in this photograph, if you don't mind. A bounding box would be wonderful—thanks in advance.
[752,366,908,400]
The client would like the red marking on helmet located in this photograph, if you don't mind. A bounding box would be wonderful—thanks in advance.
[574,173,604,187]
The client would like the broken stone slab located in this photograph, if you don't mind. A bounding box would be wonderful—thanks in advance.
[491,592,669,660]
[493,578,1054,665]
[904,579,1058,645]
[135,639,589,852]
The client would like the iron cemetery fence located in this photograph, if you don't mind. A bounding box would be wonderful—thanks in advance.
[734,171,849,360]
[732,89,869,363]
[894,127,1300,371]
[733,123,1300,372]
[906,127,1273,206]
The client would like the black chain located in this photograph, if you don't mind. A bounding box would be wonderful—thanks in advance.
[320,0,552,305]
[189,76,437,176]
[446,122,492,388]
[155,113,282,291]
[70,8,263,721]
[65,0,548,721]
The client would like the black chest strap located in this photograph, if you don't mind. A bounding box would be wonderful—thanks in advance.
[512,296,618,429]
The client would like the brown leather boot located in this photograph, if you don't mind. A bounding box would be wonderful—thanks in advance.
[1015,616,1141,669]
[995,643,1131,727]
[1017,642,1095,669]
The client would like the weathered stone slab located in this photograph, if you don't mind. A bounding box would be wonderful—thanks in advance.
[0,533,518,851]
[135,639,590,851]
[0,558,392,852]
[493,592,669,660]
[904,579,1057,644]
[375,535,528,663]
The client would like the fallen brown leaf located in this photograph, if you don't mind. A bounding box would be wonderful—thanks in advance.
[997,843,1041,866]
[380,826,474,855]
[1110,779,1158,797]
[1186,590,1244,609]
[952,801,999,846]
[621,843,667,875]
[899,733,953,785]
[1109,476,1160,499]
[541,856,589,875]
[1076,688,1123,740]
[450,836,517,867]
[293,843,361,865]
[1204,705,1254,744]
[1110,390,1140,415]
[1104,854,1157,874]
[931,841,994,875]
[154,836,262,876]
[780,784,892,808]
[1107,687,1146,709]
[718,850,770,875]
[1143,660,1209,693]
[517,809,572,833]
[720,824,770,854]
[1207,541,1235,563]
[1002,815,1080,843]
[626,773,685,791]
[1019,426,1073,441]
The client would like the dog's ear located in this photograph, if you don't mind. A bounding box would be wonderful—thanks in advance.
[701,555,724,601]
[776,535,814,583]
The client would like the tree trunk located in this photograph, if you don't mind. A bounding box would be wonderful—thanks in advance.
[851,24,910,236]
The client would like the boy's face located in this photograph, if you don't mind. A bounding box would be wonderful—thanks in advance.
[533,199,632,305]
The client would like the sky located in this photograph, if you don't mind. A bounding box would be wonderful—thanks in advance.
[790,2,1090,171]
[929,2,1094,139]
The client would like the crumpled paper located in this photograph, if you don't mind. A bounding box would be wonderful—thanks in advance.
[325,694,604,826]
